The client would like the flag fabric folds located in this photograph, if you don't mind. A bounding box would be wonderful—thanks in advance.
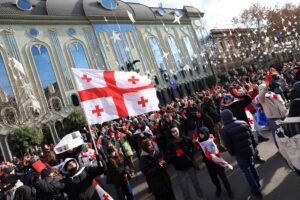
[72,69,159,125]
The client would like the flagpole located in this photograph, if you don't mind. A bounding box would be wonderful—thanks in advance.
[86,124,103,167]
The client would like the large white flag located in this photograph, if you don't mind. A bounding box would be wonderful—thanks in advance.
[72,69,159,125]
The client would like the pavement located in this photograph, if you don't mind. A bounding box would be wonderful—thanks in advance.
[99,131,300,200]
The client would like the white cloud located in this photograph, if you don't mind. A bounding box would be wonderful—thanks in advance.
[123,0,299,30]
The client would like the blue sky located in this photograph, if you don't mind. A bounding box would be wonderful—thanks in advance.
[124,0,299,30]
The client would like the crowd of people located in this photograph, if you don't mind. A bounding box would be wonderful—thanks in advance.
[0,61,300,200]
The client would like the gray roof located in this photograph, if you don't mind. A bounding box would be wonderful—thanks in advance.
[47,0,85,16]
[127,3,155,20]
[0,0,202,21]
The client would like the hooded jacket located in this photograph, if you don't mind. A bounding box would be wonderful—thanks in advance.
[37,158,105,200]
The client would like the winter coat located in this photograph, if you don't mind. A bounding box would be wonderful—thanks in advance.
[140,152,174,196]
[221,119,255,159]
[201,99,221,123]
[35,177,65,200]
[4,180,35,200]
[167,136,195,171]
[288,99,300,118]
[258,85,287,119]
[39,159,104,200]
[222,94,252,124]
[115,137,134,157]
[106,158,126,186]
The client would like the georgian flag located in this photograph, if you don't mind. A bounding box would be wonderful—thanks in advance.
[72,69,159,125]
[199,135,233,170]
[93,179,114,200]
[245,107,255,131]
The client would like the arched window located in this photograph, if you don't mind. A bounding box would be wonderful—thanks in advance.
[31,45,60,99]
[71,94,80,107]
[183,36,196,60]
[0,53,14,102]
[69,42,90,69]
[99,31,119,70]
[41,124,53,145]
[167,36,183,69]
[113,31,133,68]
[125,31,135,50]
[149,37,166,72]
[55,121,65,139]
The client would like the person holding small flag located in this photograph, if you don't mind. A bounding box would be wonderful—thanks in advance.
[197,127,234,199]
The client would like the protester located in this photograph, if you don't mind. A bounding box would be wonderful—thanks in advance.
[34,168,65,200]
[106,146,134,200]
[167,125,204,199]
[257,82,287,147]
[197,127,234,199]
[2,62,300,200]
[221,109,262,198]
[140,139,176,200]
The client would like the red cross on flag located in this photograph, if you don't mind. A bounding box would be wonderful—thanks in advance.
[72,69,159,125]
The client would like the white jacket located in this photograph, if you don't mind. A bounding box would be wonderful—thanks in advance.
[258,84,287,119]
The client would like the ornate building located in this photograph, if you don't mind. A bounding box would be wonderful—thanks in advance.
[0,0,213,161]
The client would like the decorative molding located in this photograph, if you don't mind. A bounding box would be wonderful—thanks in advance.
[49,30,74,91]
[4,31,22,63]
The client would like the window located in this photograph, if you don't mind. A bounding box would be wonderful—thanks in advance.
[167,36,183,69]
[31,45,60,99]
[0,53,14,101]
[99,31,119,70]
[149,37,166,71]
[71,94,80,107]
[69,42,89,69]
[114,31,130,64]
[125,31,135,49]
[99,0,118,10]
[16,0,32,11]
[183,36,195,60]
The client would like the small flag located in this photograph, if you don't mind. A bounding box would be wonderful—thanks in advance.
[92,179,114,200]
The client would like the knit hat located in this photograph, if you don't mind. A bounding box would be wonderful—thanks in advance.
[41,168,53,179]
[1,175,18,191]
[221,109,235,124]
[223,93,234,100]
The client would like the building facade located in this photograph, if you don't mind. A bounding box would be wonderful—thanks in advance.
[210,28,297,72]
[0,0,214,161]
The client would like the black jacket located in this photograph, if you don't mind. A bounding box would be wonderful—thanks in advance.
[167,136,195,171]
[140,154,174,196]
[38,165,104,200]
[221,119,255,159]
[201,99,221,123]
[13,185,35,200]
[106,159,126,186]
[35,177,65,200]
[288,99,300,117]
[223,94,252,124]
